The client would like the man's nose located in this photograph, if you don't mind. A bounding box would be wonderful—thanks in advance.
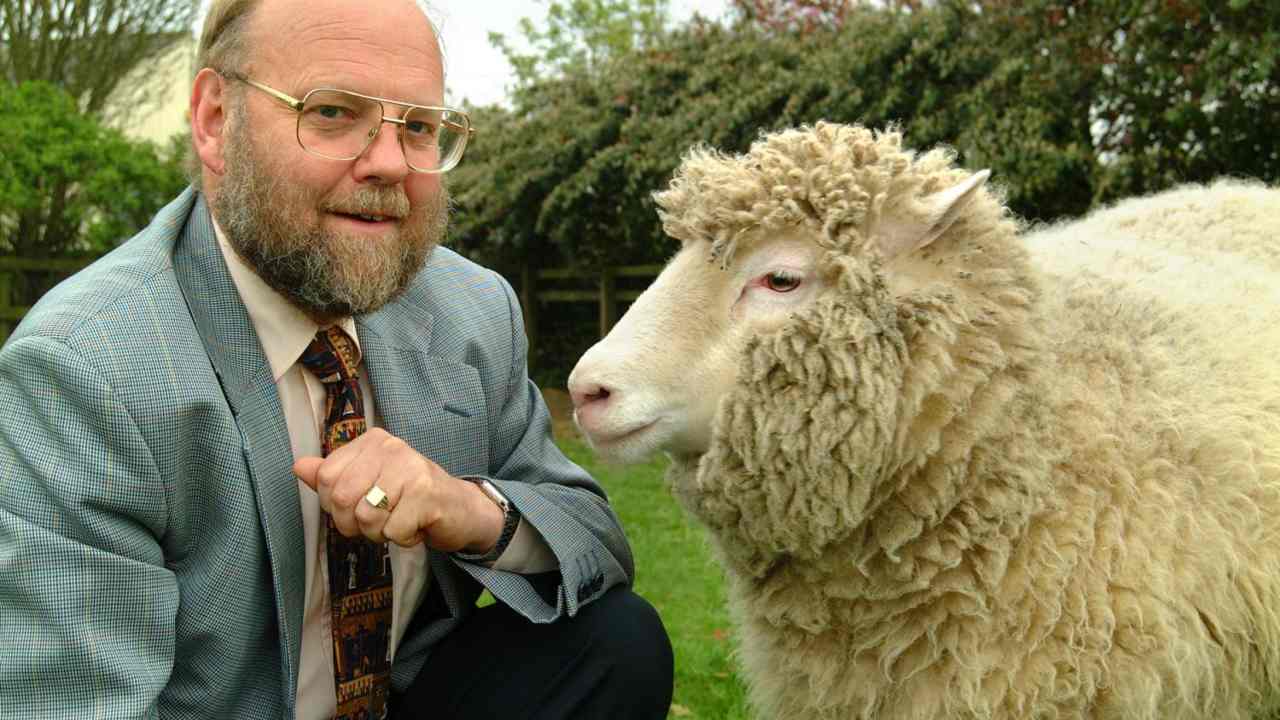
[354,120,411,183]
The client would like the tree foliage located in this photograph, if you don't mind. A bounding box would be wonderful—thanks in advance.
[727,0,925,33]
[489,0,672,92]
[0,0,196,117]
[452,0,1278,277]
[0,82,187,269]
[729,0,856,33]
[990,0,1280,202]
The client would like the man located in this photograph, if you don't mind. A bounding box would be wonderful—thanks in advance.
[0,0,673,718]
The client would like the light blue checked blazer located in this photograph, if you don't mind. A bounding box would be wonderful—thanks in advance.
[0,189,635,718]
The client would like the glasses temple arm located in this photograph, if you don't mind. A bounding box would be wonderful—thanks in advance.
[441,120,475,138]
[227,73,304,112]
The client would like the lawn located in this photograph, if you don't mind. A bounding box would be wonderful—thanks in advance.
[556,435,753,719]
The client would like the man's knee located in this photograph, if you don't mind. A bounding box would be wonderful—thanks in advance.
[571,586,673,717]
[577,586,673,675]
[397,585,673,720]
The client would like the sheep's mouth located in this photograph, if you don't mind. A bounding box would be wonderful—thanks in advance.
[578,417,661,460]
[586,419,657,446]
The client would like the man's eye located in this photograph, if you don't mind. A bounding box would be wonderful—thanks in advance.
[311,105,351,121]
[764,272,802,293]
[404,121,437,138]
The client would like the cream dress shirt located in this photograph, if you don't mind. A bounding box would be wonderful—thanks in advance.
[213,222,555,719]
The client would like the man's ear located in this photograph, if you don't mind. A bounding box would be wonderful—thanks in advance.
[875,169,991,261]
[190,68,230,177]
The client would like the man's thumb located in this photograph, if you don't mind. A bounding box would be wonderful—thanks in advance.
[293,456,323,490]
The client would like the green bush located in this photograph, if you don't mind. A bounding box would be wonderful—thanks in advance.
[0,81,188,266]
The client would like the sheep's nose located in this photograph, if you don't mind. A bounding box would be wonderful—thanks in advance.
[568,378,613,411]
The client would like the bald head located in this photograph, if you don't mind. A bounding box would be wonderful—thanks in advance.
[197,0,442,81]
[244,0,442,98]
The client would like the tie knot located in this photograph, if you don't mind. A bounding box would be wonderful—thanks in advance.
[299,326,362,385]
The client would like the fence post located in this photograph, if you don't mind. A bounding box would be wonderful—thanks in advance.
[520,265,538,356]
[598,267,617,339]
[0,271,9,342]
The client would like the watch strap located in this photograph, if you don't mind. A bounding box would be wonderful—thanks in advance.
[455,477,521,564]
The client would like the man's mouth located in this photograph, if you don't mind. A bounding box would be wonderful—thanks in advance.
[333,211,399,224]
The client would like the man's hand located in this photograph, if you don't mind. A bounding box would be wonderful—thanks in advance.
[293,428,504,553]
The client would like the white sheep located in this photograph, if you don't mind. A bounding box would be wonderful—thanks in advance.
[567,122,1280,720]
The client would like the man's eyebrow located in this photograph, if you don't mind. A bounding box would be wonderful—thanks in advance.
[305,82,444,107]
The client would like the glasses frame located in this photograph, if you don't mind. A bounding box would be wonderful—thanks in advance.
[222,72,475,174]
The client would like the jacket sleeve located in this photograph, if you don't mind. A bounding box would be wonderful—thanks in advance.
[450,272,635,623]
[0,335,177,719]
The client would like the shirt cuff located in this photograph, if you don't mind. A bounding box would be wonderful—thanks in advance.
[489,519,558,573]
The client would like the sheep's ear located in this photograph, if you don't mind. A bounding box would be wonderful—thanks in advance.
[876,169,990,260]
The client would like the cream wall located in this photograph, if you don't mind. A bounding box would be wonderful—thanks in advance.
[107,35,196,146]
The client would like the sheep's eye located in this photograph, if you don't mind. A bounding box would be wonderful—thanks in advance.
[764,271,802,293]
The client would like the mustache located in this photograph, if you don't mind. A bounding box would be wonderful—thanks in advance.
[325,188,412,219]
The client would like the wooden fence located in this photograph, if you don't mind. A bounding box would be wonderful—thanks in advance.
[0,256,95,341]
[0,256,666,351]
[517,264,662,353]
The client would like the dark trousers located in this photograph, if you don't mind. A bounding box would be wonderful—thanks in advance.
[393,586,674,720]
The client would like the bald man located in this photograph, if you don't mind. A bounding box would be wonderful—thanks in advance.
[0,1,672,718]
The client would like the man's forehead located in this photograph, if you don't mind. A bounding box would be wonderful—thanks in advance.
[251,0,434,32]
[246,0,443,101]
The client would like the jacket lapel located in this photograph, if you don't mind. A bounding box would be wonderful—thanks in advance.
[171,196,305,705]
[357,291,489,475]
[356,296,443,462]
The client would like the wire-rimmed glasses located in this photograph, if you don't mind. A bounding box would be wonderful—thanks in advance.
[223,73,474,174]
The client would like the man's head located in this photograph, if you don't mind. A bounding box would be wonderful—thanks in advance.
[189,0,453,322]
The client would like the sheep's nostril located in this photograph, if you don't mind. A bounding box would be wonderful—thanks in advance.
[568,380,613,411]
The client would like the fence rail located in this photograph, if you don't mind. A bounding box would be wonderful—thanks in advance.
[518,264,663,353]
[0,256,664,352]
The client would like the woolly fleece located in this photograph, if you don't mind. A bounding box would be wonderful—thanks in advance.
[655,123,1280,720]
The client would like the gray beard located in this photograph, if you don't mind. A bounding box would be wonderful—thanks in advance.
[212,130,447,321]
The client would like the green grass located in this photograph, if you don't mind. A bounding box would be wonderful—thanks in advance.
[556,435,752,720]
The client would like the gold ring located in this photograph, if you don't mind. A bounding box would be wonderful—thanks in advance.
[364,486,390,510]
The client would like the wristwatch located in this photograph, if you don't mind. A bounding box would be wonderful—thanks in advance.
[456,477,521,564]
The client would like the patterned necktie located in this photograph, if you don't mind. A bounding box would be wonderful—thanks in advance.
[298,326,393,720]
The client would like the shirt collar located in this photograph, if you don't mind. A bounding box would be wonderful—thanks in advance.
[211,214,360,382]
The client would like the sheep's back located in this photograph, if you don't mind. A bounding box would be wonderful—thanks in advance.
[1024,180,1279,411]
[1021,178,1280,505]
[1035,179,1280,271]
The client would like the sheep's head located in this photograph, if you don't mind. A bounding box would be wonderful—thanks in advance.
[570,124,1005,474]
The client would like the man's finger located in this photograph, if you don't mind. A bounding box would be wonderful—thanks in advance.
[353,469,401,544]
[382,502,425,548]
[353,439,423,543]
[293,456,324,490]
[314,436,372,495]
[310,436,377,523]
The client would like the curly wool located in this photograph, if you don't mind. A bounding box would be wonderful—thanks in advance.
[656,123,972,265]
[660,123,1280,720]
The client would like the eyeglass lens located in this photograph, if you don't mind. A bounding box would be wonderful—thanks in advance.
[297,89,468,171]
